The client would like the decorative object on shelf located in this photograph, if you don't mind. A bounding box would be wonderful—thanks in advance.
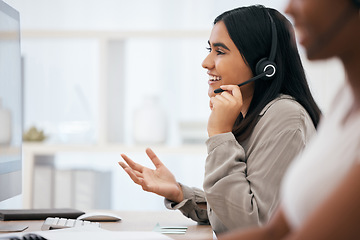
[0,98,11,145]
[23,126,46,142]
[133,95,167,144]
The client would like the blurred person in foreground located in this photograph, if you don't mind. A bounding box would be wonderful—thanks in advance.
[219,0,360,239]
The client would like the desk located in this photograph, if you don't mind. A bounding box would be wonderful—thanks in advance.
[0,210,214,240]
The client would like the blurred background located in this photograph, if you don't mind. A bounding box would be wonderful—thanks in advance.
[3,0,344,211]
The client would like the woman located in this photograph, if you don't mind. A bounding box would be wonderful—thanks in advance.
[119,5,321,234]
[219,0,360,239]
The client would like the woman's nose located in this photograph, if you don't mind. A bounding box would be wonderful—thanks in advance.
[202,53,214,70]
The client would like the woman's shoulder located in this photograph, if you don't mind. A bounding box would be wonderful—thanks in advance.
[260,94,306,117]
[249,95,316,148]
[257,94,314,132]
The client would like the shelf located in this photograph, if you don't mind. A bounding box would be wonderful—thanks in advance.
[0,146,21,155]
[22,142,206,154]
[22,142,207,209]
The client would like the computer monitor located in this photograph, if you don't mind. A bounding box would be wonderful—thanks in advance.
[0,0,22,206]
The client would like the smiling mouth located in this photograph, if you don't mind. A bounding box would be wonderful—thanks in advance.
[209,75,222,82]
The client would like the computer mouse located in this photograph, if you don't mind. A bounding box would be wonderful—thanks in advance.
[77,212,122,222]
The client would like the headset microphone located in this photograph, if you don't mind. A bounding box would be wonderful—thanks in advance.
[214,11,278,94]
[214,70,273,93]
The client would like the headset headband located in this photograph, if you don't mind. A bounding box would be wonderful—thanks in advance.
[267,13,277,63]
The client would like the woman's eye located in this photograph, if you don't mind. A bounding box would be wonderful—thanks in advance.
[216,50,225,55]
[206,47,225,55]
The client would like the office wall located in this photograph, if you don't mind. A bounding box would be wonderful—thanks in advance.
[6,0,344,144]
[6,0,288,30]
[5,0,345,210]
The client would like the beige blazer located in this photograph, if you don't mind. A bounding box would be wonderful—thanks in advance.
[165,95,316,234]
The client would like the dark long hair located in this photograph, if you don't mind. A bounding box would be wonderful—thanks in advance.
[214,5,321,142]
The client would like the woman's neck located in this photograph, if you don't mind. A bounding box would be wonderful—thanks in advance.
[241,94,253,117]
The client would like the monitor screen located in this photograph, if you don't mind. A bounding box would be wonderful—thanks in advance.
[0,0,22,203]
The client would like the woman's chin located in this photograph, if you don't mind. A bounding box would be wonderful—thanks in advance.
[208,88,215,98]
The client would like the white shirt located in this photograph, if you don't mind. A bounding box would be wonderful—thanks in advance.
[281,84,360,229]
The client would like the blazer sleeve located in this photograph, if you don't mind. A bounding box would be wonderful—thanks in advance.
[164,184,210,225]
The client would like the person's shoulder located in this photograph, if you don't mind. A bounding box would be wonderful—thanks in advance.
[252,95,314,143]
[258,94,315,134]
[260,94,305,118]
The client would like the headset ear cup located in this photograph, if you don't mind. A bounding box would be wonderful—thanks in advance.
[255,58,277,80]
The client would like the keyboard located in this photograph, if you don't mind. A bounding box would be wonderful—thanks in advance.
[41,217,100,230]
[0,233,48,240]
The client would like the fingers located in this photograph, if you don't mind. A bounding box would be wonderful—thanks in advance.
[211,85,242,107]
[120,153,144,172]
[218,85,242,99]
[119,148,164,191]
[118,161,144,186]
[119,153,146,185]
[118,161,142,177]
[145,148,163,168]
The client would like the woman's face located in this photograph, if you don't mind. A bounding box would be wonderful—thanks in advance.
[285,0,358,60]
[202,21,254,98]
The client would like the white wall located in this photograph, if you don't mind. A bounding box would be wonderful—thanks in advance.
[3,0,345,210]
[6,0,288,30]
[5,0,344,128]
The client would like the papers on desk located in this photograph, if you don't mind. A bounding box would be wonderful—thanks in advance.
[0,225,173,240]
[153,223,187,234]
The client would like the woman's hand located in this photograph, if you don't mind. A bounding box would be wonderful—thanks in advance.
[118,148,184,203]
[207,85,243,137]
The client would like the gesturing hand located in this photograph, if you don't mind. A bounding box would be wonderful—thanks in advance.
[118,148,184,203]
[208,85,243,137]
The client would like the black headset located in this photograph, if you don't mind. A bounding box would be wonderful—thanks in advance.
[255,13,277,81]
[214,11,277,93]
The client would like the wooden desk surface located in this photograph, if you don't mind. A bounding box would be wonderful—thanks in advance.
[0,210,214,240]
